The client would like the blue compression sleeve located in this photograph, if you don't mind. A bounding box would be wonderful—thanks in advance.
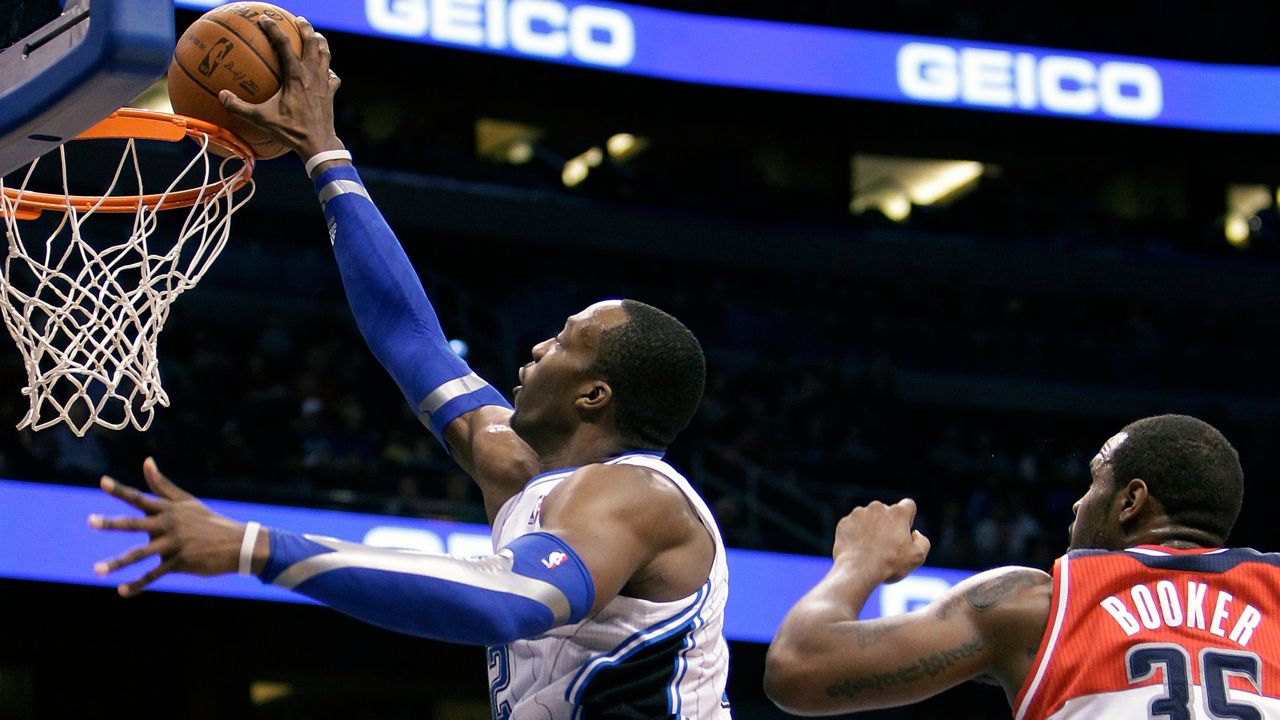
[314,165,510,443]
[260,528,595,646]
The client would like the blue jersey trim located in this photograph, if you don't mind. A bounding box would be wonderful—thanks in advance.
[565,582,709,714]
[670,590,709,716]
[520,451,668,491]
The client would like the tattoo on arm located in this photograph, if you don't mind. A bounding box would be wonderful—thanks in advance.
[841,615,913,649]
[826,637,984,699]
[935,593,965,620]
[961,570,1042,612]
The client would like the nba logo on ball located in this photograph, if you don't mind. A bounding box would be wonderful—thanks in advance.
[168,2,305,159]
[197,38,233,76]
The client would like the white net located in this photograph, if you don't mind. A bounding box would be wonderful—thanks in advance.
[0,115,254,436]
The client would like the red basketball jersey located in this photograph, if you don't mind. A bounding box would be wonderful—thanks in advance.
[1014,546,1280,719]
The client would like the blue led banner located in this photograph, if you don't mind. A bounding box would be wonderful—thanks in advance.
[175,0,1280,134]
[0,478,971,643]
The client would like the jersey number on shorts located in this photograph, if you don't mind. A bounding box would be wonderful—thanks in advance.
[1125,644,1262,720]
[488,644,513,720]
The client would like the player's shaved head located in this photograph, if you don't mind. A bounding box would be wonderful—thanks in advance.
[591,299,705,449]
[1108,414,1243,540]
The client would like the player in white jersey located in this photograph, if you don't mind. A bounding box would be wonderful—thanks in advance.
[85,16,731,720]
[491,451,730,717]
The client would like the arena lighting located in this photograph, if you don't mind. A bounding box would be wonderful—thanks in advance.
[506,140,534,165]
[1225,184,1273,247]
[607,133,635,157]
[475,118,544,166]
[850,155,987,221]
[880,193,912,222]
[250,682,294,706]
[606,133,646,159]
[561,156,590,187]
[561,146,603,187]
[1225,216,1250,247]
[907,161,985,205]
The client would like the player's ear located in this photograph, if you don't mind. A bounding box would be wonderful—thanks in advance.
[576,379,613,413]
[1116,477,1151,523]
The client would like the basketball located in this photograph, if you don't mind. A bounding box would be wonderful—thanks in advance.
[167,2,303,159]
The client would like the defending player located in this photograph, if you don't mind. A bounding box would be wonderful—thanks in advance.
[88,16,732,719]
[765,414,1280,718]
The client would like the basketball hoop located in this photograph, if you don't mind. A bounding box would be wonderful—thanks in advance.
[0,108,255,436]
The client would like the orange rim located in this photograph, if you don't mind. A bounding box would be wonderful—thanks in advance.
[2,108,256,220]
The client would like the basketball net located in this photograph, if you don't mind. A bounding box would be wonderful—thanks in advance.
[0,109,255,436]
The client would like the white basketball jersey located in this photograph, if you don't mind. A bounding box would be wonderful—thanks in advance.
[487,450,732,720]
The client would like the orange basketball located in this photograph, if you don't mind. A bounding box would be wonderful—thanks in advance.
[167,2,303,159]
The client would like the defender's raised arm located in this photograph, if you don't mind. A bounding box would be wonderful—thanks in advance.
[764,499,1050,715]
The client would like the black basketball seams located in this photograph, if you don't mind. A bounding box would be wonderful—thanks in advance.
[173,57,224,102]
[196,15,285,91]
[172,59,273,148]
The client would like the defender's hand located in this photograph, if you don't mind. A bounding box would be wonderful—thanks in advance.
[833,498,931,583]
[89,458,246,597]
[219,16,344,159]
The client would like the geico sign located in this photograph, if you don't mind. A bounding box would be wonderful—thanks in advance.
[897,43,1163,120]
[367,0,635,67]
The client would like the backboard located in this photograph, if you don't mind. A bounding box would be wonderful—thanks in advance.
[0,0,174,178]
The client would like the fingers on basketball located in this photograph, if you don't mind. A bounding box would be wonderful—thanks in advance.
[168,2,304,159]
[259,14,303,80]
[301,21,333,75]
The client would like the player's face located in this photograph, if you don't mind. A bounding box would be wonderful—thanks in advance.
[509,301,626,446]
[1068,431,1128,550]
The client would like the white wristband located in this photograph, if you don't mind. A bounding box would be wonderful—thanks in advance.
[305,149,352,177]
[239,521,262,576]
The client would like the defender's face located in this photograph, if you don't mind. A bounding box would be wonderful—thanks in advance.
[1069,431,1127,550]
[509,301,627,444]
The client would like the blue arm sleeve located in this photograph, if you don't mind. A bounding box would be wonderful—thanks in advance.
[260,528,596,646]
[314,165,511,443]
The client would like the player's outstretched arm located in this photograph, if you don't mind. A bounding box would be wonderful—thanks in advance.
[222,18,539,514]
[90,459,591,642]
[764,499,1051,715]
[90,460,697,645]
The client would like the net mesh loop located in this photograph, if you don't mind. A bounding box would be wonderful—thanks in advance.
[0,109,254,436]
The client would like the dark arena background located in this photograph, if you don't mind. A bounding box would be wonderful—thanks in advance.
[4,1,1280,718]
